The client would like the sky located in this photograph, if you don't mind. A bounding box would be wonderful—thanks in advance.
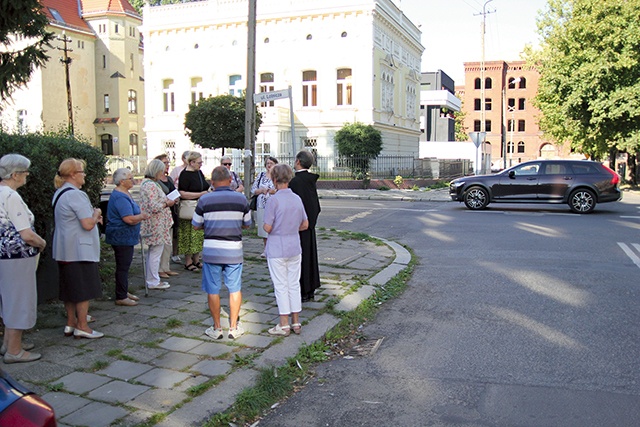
[397,0,550,84]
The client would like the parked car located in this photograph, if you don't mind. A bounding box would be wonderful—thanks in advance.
[449,160,621,213]
[0,368,56,426]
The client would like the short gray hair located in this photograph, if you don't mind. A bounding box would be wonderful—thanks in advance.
[181,150,191,161]
[211,165,231,182]
[145,159,166,179]
[220,155,232,164]
[0,153,30,180]
[113,168,131,185]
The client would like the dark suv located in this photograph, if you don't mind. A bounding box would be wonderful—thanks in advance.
[449,160,621,213]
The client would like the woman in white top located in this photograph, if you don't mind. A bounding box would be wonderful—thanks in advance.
[0,154,46,363]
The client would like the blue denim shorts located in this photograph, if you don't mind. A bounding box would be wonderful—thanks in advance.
[201,263,243,294]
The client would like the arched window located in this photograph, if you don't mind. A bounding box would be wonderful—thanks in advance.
[128,89,137,114]
[162,79,174,112]
[191,77,203,104]
[229,74,242,96]
[507,141,514,154]
[337,68,352,105]
[474,78,481,90]
[129,133,139,156]
[259,72,275,107]
[485,77,492,89]
[518,77,526,89]
[508,77,518,89]
[517,141,525,153]
[302,70,317,107]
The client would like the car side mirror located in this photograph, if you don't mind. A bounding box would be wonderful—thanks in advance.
[509,170,516,179]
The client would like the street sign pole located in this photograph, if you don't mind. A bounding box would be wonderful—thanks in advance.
[469,131,486,175]
[253,87,295,154]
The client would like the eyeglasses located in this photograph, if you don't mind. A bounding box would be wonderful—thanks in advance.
[75,170,86,175]
[162,161,170,165]
[222,163,232,166]
[15,170,29,174]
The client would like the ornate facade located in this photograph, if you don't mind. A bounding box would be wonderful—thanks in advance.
[141,0,424,162]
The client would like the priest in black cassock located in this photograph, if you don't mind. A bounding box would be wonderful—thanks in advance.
[289,150,321,302]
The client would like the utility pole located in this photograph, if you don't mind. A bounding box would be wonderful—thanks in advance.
[475,0,494,172]
[243,0,257,198]
[57,31,74,136]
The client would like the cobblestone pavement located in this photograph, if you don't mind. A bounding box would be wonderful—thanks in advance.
[2,229,410,427]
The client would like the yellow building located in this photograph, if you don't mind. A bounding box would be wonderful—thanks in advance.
[0,0,145,157]
[141,0,423,162]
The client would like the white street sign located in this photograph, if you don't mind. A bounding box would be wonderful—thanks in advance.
[253,88,290,104]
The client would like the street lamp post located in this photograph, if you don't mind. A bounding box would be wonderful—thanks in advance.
[502,77,520,169]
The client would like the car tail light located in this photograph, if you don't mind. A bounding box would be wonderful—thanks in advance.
[0,395,57,427]
[601,164,620,185]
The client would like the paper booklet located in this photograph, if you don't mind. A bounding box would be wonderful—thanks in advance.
[167,189,181,201]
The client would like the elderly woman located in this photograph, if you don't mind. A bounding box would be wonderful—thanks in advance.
[140,159,175,290]
[251,156,278,256]
[0,154,46,363]
[53,158,104,340]
[221,155,244,192]
[178,151,209,272]
[154,154,179,278]
[105,168,150,306]
[263,164,308,336]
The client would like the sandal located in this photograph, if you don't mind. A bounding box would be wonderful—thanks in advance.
[184,263,200,272]
[291,323,302,334]
[159,272,170,279]
[194,261,204,269]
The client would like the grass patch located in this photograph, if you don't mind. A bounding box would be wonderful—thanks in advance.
[47,382,64,392]
[186,375,225,397]
[98,241,116,299]
[166,318,183,328]
[89,360,109,372]
[106,349,122,357]
[427,181,450,190]
[135,413,168,427]
[231,353,258,368]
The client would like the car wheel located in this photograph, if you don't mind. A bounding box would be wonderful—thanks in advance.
[463,186,489,210]
[569,189,596,213]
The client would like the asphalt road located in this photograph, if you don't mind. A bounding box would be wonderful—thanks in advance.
[258,194,640,426]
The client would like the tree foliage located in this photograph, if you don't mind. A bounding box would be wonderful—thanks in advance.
[335,122,383,179]
[0,0,54,101]
[454,102,468,142]
[184,95,262,151]
[533,0,640,160]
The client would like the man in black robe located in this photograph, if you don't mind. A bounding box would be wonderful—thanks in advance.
[289,150,321,302]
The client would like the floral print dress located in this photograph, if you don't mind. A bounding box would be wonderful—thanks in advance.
[140,179,173,246]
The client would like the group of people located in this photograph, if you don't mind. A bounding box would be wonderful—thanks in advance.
[0,149,321,364]
[193,150,321,338]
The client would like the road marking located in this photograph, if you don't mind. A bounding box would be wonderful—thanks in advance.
[620,216,640,219]
[617,242,640,269]
[340,211,372,223]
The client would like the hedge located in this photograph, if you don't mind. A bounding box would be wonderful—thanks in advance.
[0,131,107,239]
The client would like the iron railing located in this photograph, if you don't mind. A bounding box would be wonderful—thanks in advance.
[106,154,469,180]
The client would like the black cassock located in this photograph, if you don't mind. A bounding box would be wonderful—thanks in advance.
[289,170,321,299]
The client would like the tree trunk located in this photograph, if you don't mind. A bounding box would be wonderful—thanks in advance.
[627,154,637,186]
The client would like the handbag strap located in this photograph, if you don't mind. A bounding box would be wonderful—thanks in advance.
[52,187,75,213]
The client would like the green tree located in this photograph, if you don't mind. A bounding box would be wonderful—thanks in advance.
[184,94,262,151]
[533,0,640,161]
[454,102,468,142]
[334,122,383,179]
[0,0,54,101]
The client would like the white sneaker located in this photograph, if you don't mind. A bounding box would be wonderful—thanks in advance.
[205,326,224,340]
[228,323,245,339]
[148,282,170,290]
[260,252,266,258]
[171,255,183,265]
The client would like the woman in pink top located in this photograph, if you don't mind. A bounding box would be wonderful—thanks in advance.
[263,164,308,336]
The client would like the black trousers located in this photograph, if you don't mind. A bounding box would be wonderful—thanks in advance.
[112,245,134,300]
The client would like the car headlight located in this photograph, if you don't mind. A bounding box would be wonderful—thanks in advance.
[451,181,465,188]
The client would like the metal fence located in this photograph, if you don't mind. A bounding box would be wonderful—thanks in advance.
[105,154,469,180]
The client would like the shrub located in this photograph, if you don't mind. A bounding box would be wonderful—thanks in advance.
[393,175,403,187]
[0,131,107,237]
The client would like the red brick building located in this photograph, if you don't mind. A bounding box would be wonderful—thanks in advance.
[458,60,572,169]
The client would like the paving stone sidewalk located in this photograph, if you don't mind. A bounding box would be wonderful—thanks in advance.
[1,229,408,427]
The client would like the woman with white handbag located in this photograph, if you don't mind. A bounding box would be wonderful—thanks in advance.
[178,152,209,272]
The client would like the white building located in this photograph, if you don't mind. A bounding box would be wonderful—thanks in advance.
[141,0,424,164]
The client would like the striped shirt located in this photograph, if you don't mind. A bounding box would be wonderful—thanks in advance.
[192,186,251,264]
